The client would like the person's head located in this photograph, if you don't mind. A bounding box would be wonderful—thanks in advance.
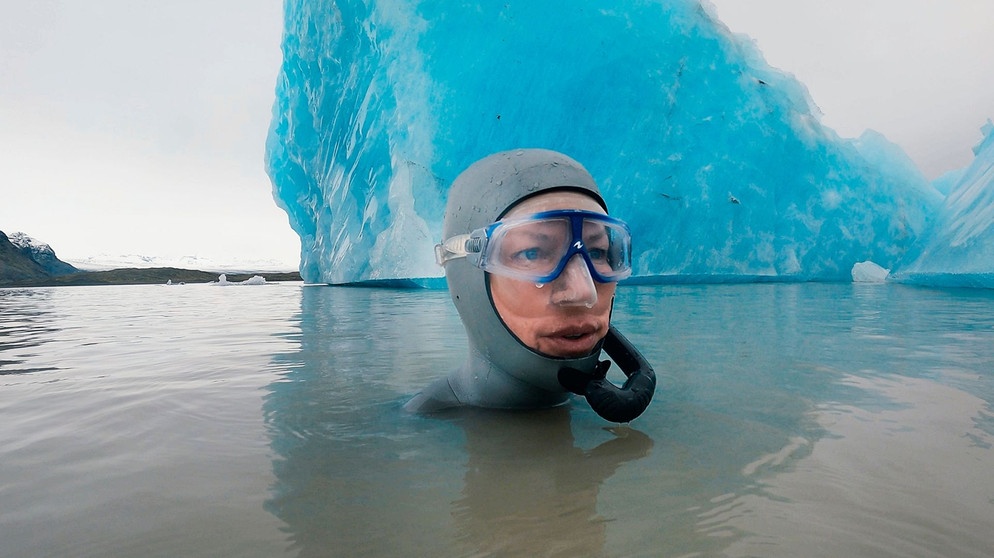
[435,149,631,401]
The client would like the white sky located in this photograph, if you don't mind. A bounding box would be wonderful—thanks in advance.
[2,1,992,268]
[0,1,298,268]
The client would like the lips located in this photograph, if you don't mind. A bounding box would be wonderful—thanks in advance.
[553,324,597,339]
[539,323,603,357]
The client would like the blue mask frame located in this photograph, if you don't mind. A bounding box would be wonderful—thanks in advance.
[436,209,632,283]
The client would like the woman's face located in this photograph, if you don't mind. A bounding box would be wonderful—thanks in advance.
[489,191,616,358]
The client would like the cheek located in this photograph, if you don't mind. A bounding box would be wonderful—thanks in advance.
[491,277,617,334]
[491,277,545,319]
[597,282,617,300]
[593,283,616,319]
[490,277,548,345]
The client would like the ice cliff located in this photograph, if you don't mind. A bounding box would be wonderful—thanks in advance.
[266,0,946,285]
[893,120,994,288]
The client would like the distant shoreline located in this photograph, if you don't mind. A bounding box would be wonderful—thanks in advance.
[0,267,302,288]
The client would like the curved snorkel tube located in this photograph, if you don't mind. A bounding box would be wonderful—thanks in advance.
[558,326,656,423]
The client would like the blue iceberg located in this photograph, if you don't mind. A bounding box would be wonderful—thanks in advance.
[266,0,953,286]
[893,120,994,288]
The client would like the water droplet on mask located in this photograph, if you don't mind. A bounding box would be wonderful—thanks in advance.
[534,282,546,289]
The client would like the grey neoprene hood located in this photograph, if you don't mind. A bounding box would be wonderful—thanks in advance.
[405,148,608,412]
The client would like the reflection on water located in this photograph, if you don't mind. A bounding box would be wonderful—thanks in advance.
[724,374,994,558]
[263,287,464,556]
[451,409,651,556]
[2,283,994,557]
[262,283,994,556]
[263,287,653,556]
[613,283,994,557]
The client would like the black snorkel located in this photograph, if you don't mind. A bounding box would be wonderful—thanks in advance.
[558,326,656,423]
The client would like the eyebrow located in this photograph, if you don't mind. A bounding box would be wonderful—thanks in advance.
[583,229,607,243]
[507,222,565,239]
[504,228,561,243]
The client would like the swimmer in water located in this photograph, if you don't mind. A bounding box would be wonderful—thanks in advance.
[405,149,655,423]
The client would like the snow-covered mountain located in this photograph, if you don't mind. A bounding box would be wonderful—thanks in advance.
[64,253,298,273]
[1,230,48,282]
[7,232,79,276]
[1,229,298,276]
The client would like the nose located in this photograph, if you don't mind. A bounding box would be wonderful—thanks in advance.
[549,254,598,307]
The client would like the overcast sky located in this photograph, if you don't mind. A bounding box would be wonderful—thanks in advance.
[1,1,992,269]
[709,0,994,179]
[0,1,295,268]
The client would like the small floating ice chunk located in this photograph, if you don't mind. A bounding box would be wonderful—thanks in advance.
[852,261,890,283]
[210,273,267,286]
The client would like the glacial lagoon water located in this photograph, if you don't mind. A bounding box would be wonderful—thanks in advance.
[2,282,994,557]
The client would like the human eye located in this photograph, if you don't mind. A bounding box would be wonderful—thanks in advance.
[508,245,554,268]
[586,247,608,262]
[498,233,560,272]
[495,221,568,272]
[583,229,610,262]
[513,247,542,261]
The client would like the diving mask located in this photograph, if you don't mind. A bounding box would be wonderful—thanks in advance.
[435,209,633,283]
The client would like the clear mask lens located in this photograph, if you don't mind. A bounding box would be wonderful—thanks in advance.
[481,210,632,283]
[435,210,633,283]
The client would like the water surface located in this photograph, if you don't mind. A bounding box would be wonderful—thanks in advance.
[2,282,993,557]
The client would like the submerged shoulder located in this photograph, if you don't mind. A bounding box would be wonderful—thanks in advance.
[404,376,462,414]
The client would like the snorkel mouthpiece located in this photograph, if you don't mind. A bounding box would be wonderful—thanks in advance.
[558,327,656,423]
